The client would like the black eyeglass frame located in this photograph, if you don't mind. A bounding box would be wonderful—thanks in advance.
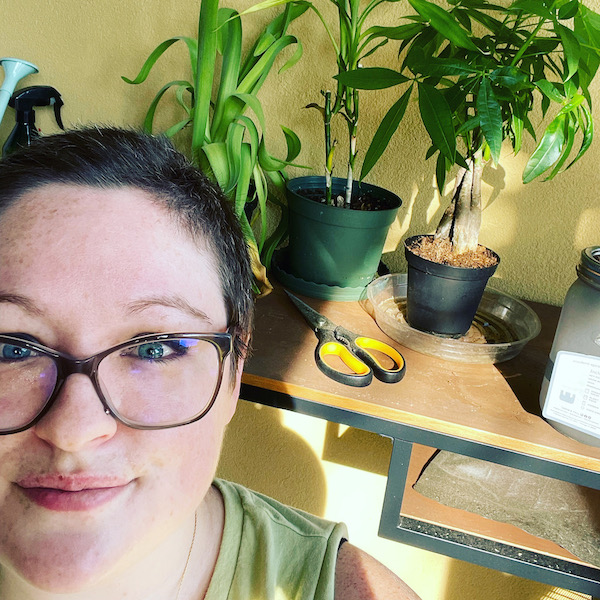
[0,332,233,434]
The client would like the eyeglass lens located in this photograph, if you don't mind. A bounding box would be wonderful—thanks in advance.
[0,337,223,431]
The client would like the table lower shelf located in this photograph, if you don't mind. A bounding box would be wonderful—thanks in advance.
[379,441,600,595]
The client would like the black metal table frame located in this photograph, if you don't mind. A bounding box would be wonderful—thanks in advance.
[241,383,600,597]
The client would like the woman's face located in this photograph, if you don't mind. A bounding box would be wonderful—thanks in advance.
[0,185,241,591]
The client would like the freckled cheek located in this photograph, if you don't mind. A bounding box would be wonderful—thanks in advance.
[145,416,225,501]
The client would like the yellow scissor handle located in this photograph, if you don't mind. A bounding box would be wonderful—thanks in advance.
[317,341,373,387]
[355,337,405,372]
[319,342,371,375]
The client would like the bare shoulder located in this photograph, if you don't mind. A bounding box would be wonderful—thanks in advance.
[334,542,422,600]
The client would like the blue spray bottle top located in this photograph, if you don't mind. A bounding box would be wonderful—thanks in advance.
[2,85,64,157]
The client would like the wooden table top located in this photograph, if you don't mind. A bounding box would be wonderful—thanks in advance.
[242,285,600,472]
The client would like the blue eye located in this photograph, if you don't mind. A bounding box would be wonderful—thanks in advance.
[1,343,32,361]
[136,342,165,360]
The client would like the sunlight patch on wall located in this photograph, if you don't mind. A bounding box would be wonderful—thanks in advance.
[574,208,600,250]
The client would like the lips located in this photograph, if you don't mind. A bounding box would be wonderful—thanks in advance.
[15,474,132,512]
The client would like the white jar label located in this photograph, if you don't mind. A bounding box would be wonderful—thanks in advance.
[543,350,600,439]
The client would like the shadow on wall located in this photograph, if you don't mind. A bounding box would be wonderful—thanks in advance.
[322,422,392,477]
[444,560,578,600]
[217,401,327,516]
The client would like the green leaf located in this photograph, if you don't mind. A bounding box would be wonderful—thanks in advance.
[523,113,567,183]
[202,143,230,191]
[360,85,413,180]
[141,80,192,133]
[508,0,552,20]
[456,115,480,136]
[192,0,220,162]
[279,40,303,74]
[363,23,425,42]
[535,79,565,103]
[435,152,448,193]
[417,57,481,78]
[511,102,524,154]
[258,137,287,171]
[556,23,581,82]
[559,93,585,116]
[240,0,294,16]
[477,78,503,165]
[255,32,277,56]
[281,125,301,162]
[234,144,254,217]
[489,66,531,91]
[558,0,579,20]
[408,0,480,51]
[252,164,269,249]
[164,118,192,138]
[212,9,242,138]
[417,82,456,164]
[565,102,594,169]
[122,37,197,85]
[335,67,409,90]
[545,112,577,180]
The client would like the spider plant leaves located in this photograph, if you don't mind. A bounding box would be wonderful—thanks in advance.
[335,67,409,90]
[418,82,456,164]
[192,0,220,160]
[477,77,502,165]
[122,37,198,85]
[125,0,305,285]
[408,0,480,52]
[361,84,413,180]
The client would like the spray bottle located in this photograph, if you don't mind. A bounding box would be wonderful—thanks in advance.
[2,86,64,156]
[0,58,38,127]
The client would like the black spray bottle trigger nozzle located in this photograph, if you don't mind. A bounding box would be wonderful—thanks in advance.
[9,85,65,130]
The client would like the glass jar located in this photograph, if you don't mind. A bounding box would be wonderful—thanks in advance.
[539,247,600,448]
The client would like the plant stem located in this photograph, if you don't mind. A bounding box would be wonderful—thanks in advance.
[324,90,333,205]
[192,0,219,165]
[435,166,466,240]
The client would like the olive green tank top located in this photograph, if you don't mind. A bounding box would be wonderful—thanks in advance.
[205,479,348,600]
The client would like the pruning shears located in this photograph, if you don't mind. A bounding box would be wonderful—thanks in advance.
[286,291,406,388]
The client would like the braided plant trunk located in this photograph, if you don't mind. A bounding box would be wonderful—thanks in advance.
[434,148,483,256]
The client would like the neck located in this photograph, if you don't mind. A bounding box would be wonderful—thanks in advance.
[0,486,225,600]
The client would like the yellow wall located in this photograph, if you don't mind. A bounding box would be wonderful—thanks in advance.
[1,1,597,598]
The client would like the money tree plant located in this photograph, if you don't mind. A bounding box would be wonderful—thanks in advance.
[338,0,600,261]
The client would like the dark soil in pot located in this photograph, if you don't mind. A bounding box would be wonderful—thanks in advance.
[406,235,498,269]
[296,186,399,211]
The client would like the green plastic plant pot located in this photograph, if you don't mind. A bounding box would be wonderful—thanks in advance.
[404,235,500,337]
[285,176,401,292]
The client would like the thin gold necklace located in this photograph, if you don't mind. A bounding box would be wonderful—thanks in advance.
[175,512,198,600]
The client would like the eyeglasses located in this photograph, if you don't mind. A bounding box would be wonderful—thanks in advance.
[0,332,233,434]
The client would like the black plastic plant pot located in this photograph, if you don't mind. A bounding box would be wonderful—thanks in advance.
[404,235,500,338]
[284,176,401,293]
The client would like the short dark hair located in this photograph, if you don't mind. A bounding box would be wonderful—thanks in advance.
[0,126,253,372]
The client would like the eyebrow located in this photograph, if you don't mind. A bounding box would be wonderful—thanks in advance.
[0,293,44,316]
[125,295,213,324]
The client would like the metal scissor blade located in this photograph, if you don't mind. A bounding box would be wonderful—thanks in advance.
[284,290,336,332]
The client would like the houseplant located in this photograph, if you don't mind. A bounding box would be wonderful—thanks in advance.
[123,0,307,294]
[338,0,600,334]
[245,0,404,299]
